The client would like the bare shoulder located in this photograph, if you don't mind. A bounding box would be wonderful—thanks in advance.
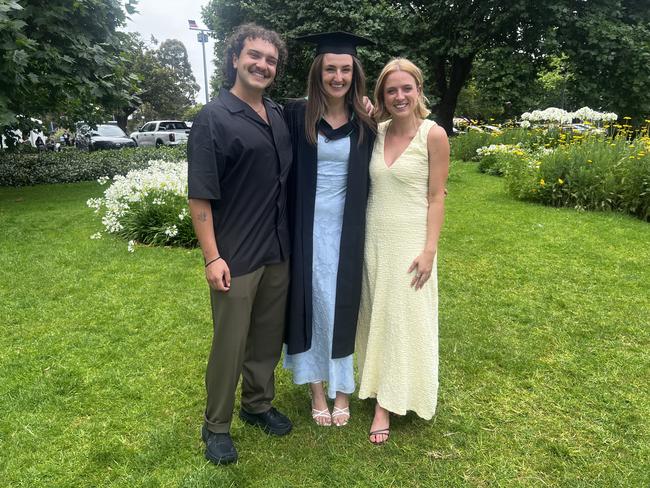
[426,123,449,155]
[426,123,448,144]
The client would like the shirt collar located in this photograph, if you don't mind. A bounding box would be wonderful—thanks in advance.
[219,88,247,114]
[219,87,274,113]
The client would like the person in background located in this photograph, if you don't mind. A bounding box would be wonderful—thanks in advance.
[283,32,376,427]
[356,58,449,444]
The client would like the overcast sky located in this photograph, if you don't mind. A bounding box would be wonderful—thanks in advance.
[123,0,216,104]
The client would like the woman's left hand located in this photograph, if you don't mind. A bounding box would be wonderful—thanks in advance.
[408,250,436,290]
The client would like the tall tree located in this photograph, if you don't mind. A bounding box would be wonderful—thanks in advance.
[558,0,650,119]
[202,0,567,133]
[404,1,568,132]
[113,35,197,131]
[156,39,200,105]
[203,0,650,132]
[0,0,138,127]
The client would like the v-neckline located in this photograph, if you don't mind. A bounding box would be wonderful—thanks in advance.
[382,120,423,169]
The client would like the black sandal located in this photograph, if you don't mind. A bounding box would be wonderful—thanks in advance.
[368,428,390,445]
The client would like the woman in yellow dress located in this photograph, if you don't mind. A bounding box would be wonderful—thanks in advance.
[356,58,449,444]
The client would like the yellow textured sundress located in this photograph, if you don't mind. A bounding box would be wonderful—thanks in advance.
[356,118,439,419]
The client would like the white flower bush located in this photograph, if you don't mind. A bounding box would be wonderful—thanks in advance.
[87,159,197,250]
[521,106,618,124]
[476,144,525,158]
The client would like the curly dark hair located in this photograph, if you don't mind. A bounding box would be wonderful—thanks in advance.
[221,23,287,89]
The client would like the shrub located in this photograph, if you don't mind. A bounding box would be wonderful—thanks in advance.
[0,145,186,186]
[88,160,196,250]
[476,144,528,176]
[450,130,492,161]
[505,137,650,221]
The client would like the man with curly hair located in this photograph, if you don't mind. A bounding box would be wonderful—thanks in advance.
[187,23,292,465]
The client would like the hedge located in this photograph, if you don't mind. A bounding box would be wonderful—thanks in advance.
[0,146,187,186]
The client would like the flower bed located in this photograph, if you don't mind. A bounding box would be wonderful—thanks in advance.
[505,137,650,220]
[88,159,196,250]
[451,106,650,221]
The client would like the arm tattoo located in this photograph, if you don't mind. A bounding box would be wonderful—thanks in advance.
[198,210,208,223]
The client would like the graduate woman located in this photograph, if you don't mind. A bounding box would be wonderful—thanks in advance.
[283,32,376,426]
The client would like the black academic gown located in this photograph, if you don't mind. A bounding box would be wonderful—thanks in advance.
[284,99,375,359]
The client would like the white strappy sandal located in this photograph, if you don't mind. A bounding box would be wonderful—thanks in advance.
[311,407,332,426]
[331,406,350,426]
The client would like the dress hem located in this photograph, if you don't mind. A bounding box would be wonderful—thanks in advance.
[284,372,355,399]
[358,390,437,420]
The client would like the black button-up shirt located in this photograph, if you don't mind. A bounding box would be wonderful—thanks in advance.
[187,88,292,277]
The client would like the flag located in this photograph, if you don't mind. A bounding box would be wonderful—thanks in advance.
[188,19,198,30]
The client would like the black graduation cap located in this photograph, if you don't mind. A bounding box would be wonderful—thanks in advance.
[296,31,374,57]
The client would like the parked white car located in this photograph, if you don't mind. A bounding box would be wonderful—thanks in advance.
[129,120,191,147]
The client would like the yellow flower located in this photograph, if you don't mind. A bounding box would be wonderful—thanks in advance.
[558,178,564,185]
[540,178,546,187]
[587,159,593,163]
[623,116,632,120]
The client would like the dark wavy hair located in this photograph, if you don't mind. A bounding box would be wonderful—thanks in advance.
[221,23,287,89]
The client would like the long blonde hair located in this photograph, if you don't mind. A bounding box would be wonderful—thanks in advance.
[304,54,376,145]
[373,58,430,122]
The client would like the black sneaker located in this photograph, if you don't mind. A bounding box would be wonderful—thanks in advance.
[239,407,292,436]
[201,425,238,465]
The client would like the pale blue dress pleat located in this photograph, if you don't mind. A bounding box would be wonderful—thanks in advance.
[284,134,355,399]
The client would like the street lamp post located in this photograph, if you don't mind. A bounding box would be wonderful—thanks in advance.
[188,20,213,104]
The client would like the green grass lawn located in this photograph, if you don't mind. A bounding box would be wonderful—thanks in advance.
[1,163,648,487]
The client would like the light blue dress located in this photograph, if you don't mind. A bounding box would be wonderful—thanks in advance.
[283,134,355,399]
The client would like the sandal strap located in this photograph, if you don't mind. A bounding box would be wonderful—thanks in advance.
[369,428,390,436]
[311,408,331,419]
[331,406,350,417]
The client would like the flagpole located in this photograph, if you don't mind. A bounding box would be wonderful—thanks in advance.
[201,37,208,104]
[188,20,213,105]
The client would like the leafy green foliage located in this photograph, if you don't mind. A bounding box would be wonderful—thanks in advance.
[114,34,198,131]
[558,0,650,122]
[113,192,196,248]
[202,1,650,129]
[182,104,204,121]
[156,39,200,104]
[0,0,138,126]
[458,128,650,221]
[450,131,493,161]
[478,151,522,176]
[506,137,650,221]
[202,0,570,133]
[0,145,186,186]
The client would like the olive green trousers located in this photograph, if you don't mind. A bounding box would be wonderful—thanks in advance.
[204,261,289,434]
